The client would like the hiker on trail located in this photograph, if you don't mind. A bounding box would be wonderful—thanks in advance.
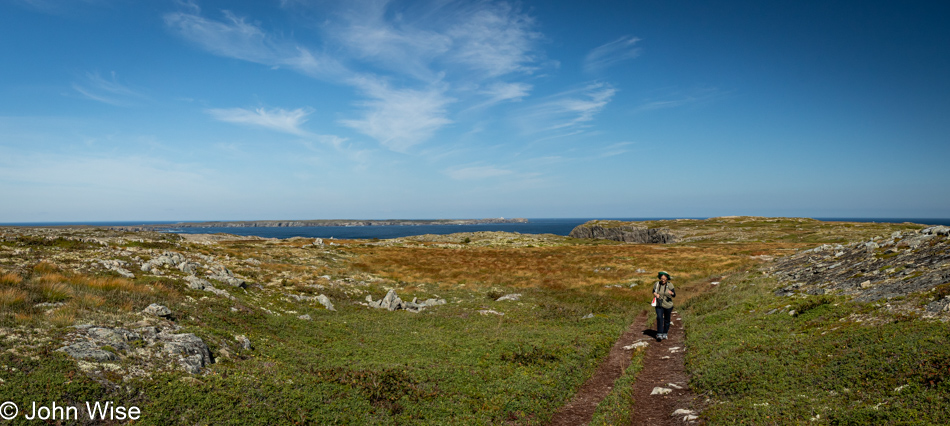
[653,271,675,341]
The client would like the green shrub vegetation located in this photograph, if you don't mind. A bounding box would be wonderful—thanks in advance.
[683,273,950,424]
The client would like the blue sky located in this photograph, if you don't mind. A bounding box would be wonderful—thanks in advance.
[1,0,948,222]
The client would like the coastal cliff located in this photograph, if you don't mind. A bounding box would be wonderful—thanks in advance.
[568,220,676,243]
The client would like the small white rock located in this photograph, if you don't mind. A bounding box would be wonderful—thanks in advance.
[623,341,649,350]
[651,387,672,395]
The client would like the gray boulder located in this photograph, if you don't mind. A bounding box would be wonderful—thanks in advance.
[235,334,252,350]
[316,294,335,311]
[922,226,950,236]
[496,293,522,301]
[86,327,141,351]
[177,262,198,275]
[371,289,403,311]
[57,341,117,362]
[160,333,213,374]
[184,275,210,290]
[142,303,172,318]
[367,290,445,312]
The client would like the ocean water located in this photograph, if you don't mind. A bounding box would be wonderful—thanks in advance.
[4,218,948,240]
[161,217,950,239]
[162,218,647,239]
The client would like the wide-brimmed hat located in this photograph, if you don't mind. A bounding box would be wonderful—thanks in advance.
[657,271,672,280]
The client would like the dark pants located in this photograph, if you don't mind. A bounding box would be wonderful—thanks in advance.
[656,306,672,335]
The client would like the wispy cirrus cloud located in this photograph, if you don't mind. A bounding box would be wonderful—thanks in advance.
[445,2,541,78]
[206,106,346,147]
[72,71,146,106]
[340,77,454,152]
[519,82,616,134]
[634,88,725,112]
[164,9,344,78]
[482,82,532,104]
[584,35,641,73]
[163,2,546,151]
[206,107,313,136]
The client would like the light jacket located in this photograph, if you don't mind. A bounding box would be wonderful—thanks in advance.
[653,281,676,309]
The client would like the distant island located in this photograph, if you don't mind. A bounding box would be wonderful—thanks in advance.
[111,217,529,231]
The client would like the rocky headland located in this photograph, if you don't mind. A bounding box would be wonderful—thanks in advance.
[569,220,677,244]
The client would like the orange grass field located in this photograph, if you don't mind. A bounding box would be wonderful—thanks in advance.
[344,242,810,291]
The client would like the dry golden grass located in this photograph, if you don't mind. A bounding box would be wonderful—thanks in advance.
[37,272,67,285]
[0,288,28,307]
[0,272,23,286]
[74,293,106,309]
[347,242,801,290]
[48,307,77,327]
[80,276,149,293]
[37,281,73,302]
[13,312,33,323]
[33,261,59,275]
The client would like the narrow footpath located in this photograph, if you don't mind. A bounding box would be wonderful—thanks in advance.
[550,278,718,425]
[627,309,702,425]
[548,311,647,425]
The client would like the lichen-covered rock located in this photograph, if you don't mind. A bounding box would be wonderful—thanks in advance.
[769,230,950,309]
[316,294,335,311]
[235,334,252,350]
[57,341,117,362]
[142,303,172,318]
[160,333,213,374]
[86,327,141,351]
[496,293,522,301]
[367,290,445,312]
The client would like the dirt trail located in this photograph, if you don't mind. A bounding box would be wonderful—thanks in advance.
[627,310,701,425]
[548,311,647,426]
[550,279,717,425]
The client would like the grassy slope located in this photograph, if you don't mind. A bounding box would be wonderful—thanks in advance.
[0,218,930,424]
[683,272,950,424]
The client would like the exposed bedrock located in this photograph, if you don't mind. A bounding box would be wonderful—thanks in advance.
[569,222,676,244]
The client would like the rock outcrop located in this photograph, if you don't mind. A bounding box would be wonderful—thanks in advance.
[569,221,676,244]
[768,226,950,313]
[58,324,214,374]
[366,290,446,312]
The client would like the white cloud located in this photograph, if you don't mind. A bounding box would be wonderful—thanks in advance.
[584,35,641,73]
[164,10,344,78]
[445,165,513,180]
[331,2,451,80]
[72,71,146,106]
[520,83,616,133]
[339,77,454,152]
[207,107,313,136]
[164,2,546,151]
[482,82,532,104]
[445,2,541,77]
[206,107,345,146]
